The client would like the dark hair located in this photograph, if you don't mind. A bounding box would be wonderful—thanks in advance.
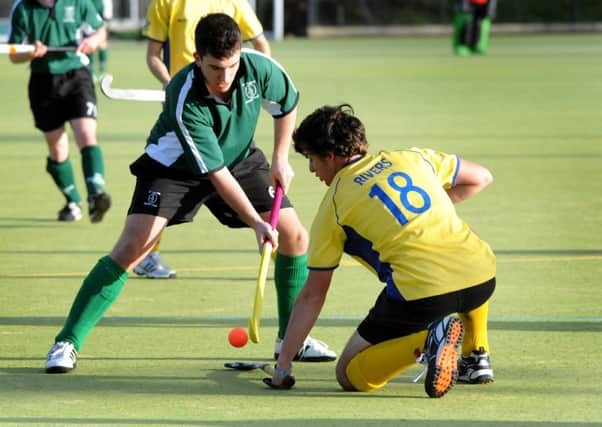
[293,104,368,158]
[194,13,242,58]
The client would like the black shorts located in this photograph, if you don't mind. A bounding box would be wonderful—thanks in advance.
[127,148,293,227]
[28,67,97,132]
[357,277,496,344]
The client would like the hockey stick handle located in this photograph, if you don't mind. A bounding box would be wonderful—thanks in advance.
[268,185,284,228]
[0,43,75,54]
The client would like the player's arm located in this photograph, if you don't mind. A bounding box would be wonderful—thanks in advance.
[271,269,333,387]
[146,39,171,87]
[270,107,298,193]
[77,25,107,55]
[8,40,47,63]
[250,34,271,56]
[446,158,493,203]
[208,167,278,251]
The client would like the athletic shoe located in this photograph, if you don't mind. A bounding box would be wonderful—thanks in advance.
[57,202,82,222]
[88,191,112,223]
[133,251,176,279]
[458,347,494,384]
[423,316,464,398]
[274,336,337,362]
[45,341,77,374]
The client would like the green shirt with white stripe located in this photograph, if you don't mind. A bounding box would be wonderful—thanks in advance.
[8,0,104,74]
[145,48,299,176]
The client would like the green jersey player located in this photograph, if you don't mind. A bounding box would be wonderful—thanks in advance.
[44,13,335,373]
[8,0,111,222]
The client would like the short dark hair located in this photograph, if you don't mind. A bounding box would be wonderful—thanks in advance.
[293,104,368,158]
[194,13,242,58]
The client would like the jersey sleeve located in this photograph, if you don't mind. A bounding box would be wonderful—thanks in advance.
[8,3,29,44]
[232,0,264,41]
[102,0,113,21]
[81,0,104,30]
[409,147,460,189]
[248,52,299,118]
[307,190,346,270]
[143,0,169,42]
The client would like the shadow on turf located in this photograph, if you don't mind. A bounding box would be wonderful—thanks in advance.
[0,418,595,426]
[0,316,600,332]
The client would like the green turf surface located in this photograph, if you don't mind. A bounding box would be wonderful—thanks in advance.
[1,34,602,426]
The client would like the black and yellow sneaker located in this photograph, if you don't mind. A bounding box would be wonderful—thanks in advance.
[424,316,464,398]
[458,347,494,384]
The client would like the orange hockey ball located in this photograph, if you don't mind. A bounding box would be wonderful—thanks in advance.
[228,327,249,348]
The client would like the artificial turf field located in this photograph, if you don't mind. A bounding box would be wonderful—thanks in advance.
[1,33,601,426]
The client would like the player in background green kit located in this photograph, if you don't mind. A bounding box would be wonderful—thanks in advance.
[88,0,112,80]
[44,14,335,374]
[8,0,112,223]
[453,0,496,56]
[267,104,496,396]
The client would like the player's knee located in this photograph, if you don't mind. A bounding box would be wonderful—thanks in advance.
[278,218,308,254]
[336,360,358,391]
[343,355,381,392]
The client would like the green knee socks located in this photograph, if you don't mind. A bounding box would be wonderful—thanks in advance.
[274,253,308,339]
[81,145,105,195]
[55,256,128,351]
[46,157,82,204]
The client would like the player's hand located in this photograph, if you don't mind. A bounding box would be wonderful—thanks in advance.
[269,158,294,194]
[264,364,295,390]
[76,37,99,55]
[32,41,47,58]
[254,221,278,253]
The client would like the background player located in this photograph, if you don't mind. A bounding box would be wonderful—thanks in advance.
[267,104,496,396]
[136,0,271,279]
[88,0,113,80]
[8,0,112,223]
[453,0,496,56]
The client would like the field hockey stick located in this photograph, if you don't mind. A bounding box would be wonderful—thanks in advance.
[224,361,295,389]
[224,361,273,373]
[100,74,165,102]
[0,43,76,54]
[248,185,284,344]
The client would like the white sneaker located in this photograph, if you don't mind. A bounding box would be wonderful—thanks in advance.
[133,251,176,279]
[57,202,83,222]
[274,336,337,362]
[45,341,77,373]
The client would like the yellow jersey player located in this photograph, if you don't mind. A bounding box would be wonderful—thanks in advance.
[144,0,270,87]
[267,104,496,397]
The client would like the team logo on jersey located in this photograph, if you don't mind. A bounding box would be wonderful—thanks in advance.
[63,6,75,23]
[143,191,161,208]
[242,81,259,104]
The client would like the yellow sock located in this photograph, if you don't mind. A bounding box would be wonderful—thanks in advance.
[345,330,427,392]
[459,301,490,355]
[151,240,161,253]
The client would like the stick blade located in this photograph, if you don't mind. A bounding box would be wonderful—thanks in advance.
[100,73,165,102]
[224,361,270,372]
[249,242,272,343]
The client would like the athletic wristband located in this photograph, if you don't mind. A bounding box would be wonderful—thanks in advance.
[274,363,292,377]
